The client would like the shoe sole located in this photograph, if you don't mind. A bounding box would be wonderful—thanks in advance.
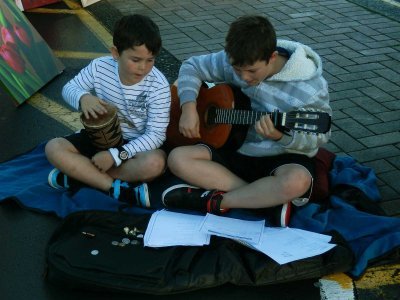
[161,183,199,206]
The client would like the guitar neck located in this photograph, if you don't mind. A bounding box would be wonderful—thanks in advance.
[209,108,271,125]
[207,107,331,134]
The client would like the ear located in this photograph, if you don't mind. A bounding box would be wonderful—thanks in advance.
[110,46,119,59]
[268,51,279,64]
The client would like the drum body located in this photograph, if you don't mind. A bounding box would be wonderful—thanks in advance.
[81,104,123,151]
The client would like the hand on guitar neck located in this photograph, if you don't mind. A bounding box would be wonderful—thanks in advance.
[166,84,331,150]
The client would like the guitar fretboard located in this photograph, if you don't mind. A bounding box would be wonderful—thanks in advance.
[206,107,331,134]
[211,108,271,125]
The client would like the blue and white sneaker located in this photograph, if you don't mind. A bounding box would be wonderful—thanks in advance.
[134,183,150,208]
[48,168,70,189]
[111,179,150,208]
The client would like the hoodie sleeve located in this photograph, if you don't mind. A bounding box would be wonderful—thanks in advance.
[177,51,232,106]
[277,80,332,156]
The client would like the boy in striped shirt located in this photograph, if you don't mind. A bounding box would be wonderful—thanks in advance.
[45,14,170,206]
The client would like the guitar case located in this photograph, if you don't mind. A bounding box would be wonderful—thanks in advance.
[45,210,353,295]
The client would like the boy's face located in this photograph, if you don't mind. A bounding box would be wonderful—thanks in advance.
[112,44,155,85]
[232,54,276,86]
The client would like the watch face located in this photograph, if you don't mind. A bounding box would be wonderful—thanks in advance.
[119,150,129,161]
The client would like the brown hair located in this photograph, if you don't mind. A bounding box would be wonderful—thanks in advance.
[225,15,276,66]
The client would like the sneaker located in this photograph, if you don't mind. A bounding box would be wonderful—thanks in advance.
[134,183,150,208]
[48,168,69,189]
[111,179,150,208]
[276,202,292,227]
[162,184,227,214]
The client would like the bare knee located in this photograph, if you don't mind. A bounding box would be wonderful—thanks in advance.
[275,166,312,200]
[146,151,166,176]
[45,137,69,161]
[167,145,209,176]
[167,147,188,174]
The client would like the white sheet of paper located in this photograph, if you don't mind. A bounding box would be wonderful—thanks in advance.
[291,228,332,243]
[199,213,265,244]
[144,210,210,247]
[241,227,335,265]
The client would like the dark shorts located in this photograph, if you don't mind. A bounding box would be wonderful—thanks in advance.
[64,130,102,158]
[64,130,168,158]
[201,144,316,204]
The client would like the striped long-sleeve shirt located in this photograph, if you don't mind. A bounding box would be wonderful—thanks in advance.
[178,40,332,157]
[62,56,171,161]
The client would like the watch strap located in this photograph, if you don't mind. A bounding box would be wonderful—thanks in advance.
[117,146,129,161]
[108,148,122,167]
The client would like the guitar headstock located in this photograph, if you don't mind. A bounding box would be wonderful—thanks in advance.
[272,110,331,134]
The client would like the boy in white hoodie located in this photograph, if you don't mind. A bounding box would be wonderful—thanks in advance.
[162,15,332,226]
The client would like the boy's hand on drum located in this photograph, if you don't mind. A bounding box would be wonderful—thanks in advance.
[91,151,114,173]
[80,94,109,119]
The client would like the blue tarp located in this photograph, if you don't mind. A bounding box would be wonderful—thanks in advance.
[1,142,399,278]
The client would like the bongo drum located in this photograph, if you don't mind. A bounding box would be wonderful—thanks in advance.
[81,104,123,151]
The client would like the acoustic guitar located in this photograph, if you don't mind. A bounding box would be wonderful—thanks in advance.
[166,84,331,150]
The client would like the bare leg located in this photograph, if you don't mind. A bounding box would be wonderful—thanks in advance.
[45,138,166,192]
[108,149,166,183]
[46,138,114,191]
[167,145,247,192]
[220,164,312,209]
[167,145,312,209]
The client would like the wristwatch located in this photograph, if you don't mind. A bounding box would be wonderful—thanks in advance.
[117,147,129,161]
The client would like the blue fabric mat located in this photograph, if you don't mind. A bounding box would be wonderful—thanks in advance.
[1,142,399,278]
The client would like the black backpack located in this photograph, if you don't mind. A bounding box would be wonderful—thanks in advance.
[45,210,353,295]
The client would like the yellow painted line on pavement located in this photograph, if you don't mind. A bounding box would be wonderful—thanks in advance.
[64,0,113,48]
[53,50,109,59]
[27,8,76,14]
[27,93,82,132]
[25,0,113,130]
[319,273,355,299]
[73,10,113,48]
[354,263,400,289]
[64,0,84,10]
[28,1,112,49]
[319,263,400,299]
